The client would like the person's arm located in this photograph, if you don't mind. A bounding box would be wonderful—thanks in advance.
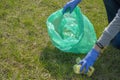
[80,8,120,73]
[98,9,120,47]
[93,44,101,52]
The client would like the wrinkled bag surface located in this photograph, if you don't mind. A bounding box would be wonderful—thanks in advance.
[46,6,97,54]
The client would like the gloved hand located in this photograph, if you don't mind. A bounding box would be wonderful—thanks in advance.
[79,48,100,73]
[62,0,82,14]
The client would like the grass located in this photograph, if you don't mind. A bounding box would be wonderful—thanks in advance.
[0,0,120,80]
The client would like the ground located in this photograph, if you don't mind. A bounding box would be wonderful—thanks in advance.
[0,0,120,80]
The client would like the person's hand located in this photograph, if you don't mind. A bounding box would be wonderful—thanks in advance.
[79,48,100,73]
[62,0,82,14]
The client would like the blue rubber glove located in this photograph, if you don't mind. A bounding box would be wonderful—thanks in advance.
[63,0,82,14]
[79,48,100,73]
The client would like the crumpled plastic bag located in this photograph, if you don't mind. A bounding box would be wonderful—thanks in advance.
[46,6,97,54]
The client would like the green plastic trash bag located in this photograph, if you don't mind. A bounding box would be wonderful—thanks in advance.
[46,6,97,54]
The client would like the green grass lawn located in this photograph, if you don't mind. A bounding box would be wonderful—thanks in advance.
[0,0,120,80]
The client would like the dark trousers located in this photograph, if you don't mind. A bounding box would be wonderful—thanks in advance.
[103,0,120,49]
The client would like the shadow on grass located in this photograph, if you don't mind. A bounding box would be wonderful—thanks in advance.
[39,43,91,80]
[39,44,120,80]
[93,46,120,80]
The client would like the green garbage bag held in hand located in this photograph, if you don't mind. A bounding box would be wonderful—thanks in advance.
[46,6,97,54]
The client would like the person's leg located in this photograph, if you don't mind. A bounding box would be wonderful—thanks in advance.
[111,32,120,49]
[103,0,120,22]
[103,0,120,49]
